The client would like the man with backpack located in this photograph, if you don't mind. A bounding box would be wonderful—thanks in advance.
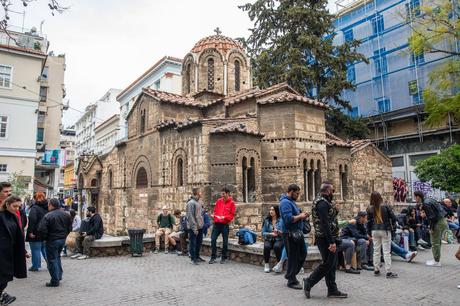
[414,191,448,267]
[154,206,175,254]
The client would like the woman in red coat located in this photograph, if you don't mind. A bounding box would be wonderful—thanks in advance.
[0,195,27,305]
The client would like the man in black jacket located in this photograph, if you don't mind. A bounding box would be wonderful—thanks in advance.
[38,198,72,287]
[304,182,347,299]
[341,211,373,271]
[72,206,104,260]
[26,197,48,271]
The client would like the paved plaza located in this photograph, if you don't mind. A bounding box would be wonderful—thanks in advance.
[8,244,460,306]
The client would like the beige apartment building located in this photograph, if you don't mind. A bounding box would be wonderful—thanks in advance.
[0,27,66,195]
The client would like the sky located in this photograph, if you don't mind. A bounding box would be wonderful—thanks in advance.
[7,0,338,127]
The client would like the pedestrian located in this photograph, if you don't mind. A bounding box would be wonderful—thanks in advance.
[0,195,28,305]
[414,191,448,267]
[0,182,26,234]
[186,187,204,265]
[367,191,398,279]
[262,205,284,273]
[304,182,347,298]
[25,192,48,271]
[72,206,104,260]
[177,211,189,256]
[37,198,72,287]
[153,206,175,254]
[279,184,308,290]
[209,187,236,264]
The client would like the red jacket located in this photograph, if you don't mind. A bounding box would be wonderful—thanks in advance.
[213,196,236,224]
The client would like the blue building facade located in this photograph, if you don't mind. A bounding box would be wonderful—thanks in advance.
[334,0,454,118]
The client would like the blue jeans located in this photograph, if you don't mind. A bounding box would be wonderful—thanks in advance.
[29,241,47,269]
[188,229,203,261]
[211,223,229,260]
[391,241,407,259]
[45,239,65,284]
[448,221,459,231]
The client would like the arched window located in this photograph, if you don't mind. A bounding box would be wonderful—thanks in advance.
[136,167,148,189]
[177,158,184,187]
[91,179,98,187]
[242,157,248,203]
[207,58,215,91]
[234,60,241,91]
[314,160,321,195]
[248,157,256,202]
[341,164,348,200]
[303,159,308,201]
[140,109,146,134]
[108,169,113,189]
[185,64,191,94]
[308,160,315,201]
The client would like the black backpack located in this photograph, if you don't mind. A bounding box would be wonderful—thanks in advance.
[424,199,447,222]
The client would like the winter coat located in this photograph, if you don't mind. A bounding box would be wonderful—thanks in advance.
[0,210,27,284]
[25,200,48,242]
[38,209,72,242]
[213,196,236,224]
[340,218,368,240]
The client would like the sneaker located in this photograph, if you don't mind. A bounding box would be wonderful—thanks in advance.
[272,262,283,273]
[164,250,169,254]
[153,248,159,254]
[405,251,417,263]
[77,255,89,260]
[386,272,398,279]
[327,291,348,298]
[361,264,374,271]
[417,245,426,251]
[197,257,205,262]
[0,292,16,305]
[457,284,460,289]
[345,268,360,274]
[70,253,82,259]
[426,260,441,267]
[28,267,39,272]
[287,282,303,290]
[209,258,217,264]
[441,240,448,244]
[220,258,226,264]
[60,252,67,257]
[417,238,429,245]
[190,260,198,265]
[303,278,311,299]
[45,282,59,287]
[374,270,380,276]
[264,263,270,273]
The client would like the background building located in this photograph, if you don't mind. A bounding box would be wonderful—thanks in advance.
[59,126,76,195]
[116,56,182,141]
[334,0,459,199]
[95,114,119,155]
[0,27,48,191]
[75,88,121,156]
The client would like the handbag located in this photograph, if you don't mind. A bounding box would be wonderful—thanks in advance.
[303,219,311,234]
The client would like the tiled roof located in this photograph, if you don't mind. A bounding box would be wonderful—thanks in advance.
[0,43,46,56]
[326,132,353,147]
[156,119,177,130]
[143,88,204,108]
[210,122,264,137]
[191,35,245,54]
[117,56,182,100]
[258,92,328,109]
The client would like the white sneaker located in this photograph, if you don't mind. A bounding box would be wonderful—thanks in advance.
[264,263,270,273]
[441,240,448,244]
[405,251,417,262]
[417,239,428,245]
[70,253,82,259]
[457,284,460,289]
[77,255,89,260]
[417,245,426,251]
[272,262,283,273]
[425,260,441,267]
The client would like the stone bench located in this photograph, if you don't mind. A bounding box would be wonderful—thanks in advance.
[87,233,321,269]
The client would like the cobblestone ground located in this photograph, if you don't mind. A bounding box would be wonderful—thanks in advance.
[7,244,460,306]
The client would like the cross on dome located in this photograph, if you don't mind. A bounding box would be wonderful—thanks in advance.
[214,27,222,35]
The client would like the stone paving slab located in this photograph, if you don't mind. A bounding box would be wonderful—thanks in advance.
[7,244,460,306]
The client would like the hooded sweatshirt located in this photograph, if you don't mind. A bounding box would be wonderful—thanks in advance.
[279,194,303,232]
[213,196,236,224]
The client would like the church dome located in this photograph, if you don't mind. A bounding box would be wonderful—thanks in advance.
[190,34,244,54]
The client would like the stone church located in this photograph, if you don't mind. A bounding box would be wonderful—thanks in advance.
[77,34,393,235]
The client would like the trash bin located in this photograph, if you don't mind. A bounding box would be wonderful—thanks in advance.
[128,228,145,257]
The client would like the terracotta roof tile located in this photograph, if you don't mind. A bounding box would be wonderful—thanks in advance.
[143,88,205,108]
[191,35,244,54]
[258,92,328,109]
[210,122,264,137]
[326,132,353,147]
[0,43,46,56]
